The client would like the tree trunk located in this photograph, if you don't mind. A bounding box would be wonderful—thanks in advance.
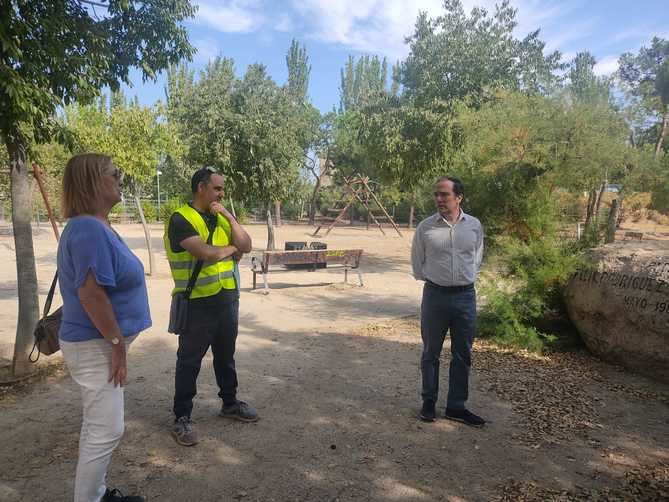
[584,188,597,229]
[133,195,154,276]
[605,198,620,243]
[655,110,668,158]
[7,138,39,378]
[594,181,606,218]
[408,194,415,229]
[309,177,322,226]
[266,208,275,250]
[274,200,282,227]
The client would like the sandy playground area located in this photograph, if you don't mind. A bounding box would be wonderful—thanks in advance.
[0,222,667,501]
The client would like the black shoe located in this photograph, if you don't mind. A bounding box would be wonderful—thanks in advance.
[444,408,486,428]
[103,488,145,502]
[419,400,436,422]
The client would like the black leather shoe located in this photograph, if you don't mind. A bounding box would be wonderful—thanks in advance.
[103,488,145,502]
[444,408,486,428]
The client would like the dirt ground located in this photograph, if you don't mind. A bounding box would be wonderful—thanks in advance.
[0,222,667,501]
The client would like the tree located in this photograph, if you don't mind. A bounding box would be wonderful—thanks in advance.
[228,63,306,244]
[400,0,563,108]
[307,113,336,225]
[448,91,629,240]
[0,0,195,377]
[339,55,389,112]
[619,37,669,157]
[568,52,612,106]
[286,39,311,103]
[565,52,619,226]
[66,93,176,274]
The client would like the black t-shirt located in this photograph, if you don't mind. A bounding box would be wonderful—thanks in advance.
[167,204,239,307]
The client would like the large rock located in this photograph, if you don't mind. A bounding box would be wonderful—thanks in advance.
[564,240,669,383]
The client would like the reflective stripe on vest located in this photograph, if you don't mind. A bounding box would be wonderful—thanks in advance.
[164,204,236,298]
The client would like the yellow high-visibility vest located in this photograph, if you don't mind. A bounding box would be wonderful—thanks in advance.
[164,204,236,298]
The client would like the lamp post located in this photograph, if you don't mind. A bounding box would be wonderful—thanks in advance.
[156,169,162,220]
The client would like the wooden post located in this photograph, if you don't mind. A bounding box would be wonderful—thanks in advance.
[360,177,403,237]
[32,164,60,240]
[345,182,385,235]
[134,195,155,276]
[605,199,619,243]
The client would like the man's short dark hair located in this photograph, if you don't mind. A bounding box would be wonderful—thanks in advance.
[191,166,221,194]
[436,176,464,197]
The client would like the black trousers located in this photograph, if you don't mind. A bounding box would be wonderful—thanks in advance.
[173,300,239,419]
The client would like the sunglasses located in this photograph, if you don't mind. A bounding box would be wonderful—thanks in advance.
[108,166,124,182]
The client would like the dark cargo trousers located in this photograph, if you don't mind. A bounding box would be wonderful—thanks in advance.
[173,300,239,419]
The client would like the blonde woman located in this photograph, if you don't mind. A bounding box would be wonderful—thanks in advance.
[58,153,150,502]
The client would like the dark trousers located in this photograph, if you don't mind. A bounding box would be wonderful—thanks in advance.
[173,300,239,418]
[420,282,477,411]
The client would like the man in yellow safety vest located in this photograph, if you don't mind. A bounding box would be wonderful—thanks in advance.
[165,167,257,446]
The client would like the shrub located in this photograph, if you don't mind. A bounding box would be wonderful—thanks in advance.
[139,200,157,222]
[624,192,652,222]
[650,182,669,215]
[160,197,187,222]
[478,236,584,353]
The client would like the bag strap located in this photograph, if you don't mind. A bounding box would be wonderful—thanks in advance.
[30,271,58,363]
[184,221,215,300]
[43,271,58,317]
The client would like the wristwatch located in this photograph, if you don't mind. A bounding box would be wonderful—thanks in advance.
[110,336,121,345]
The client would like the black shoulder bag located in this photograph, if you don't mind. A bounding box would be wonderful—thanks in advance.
[30,272,62,362]
[168,224,214,335]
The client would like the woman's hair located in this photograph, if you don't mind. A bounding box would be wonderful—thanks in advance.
[62,153,113,218]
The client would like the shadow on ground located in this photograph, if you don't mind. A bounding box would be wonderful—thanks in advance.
[1,314,667,501]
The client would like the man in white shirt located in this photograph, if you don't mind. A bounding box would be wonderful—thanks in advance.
[411,176,485,426]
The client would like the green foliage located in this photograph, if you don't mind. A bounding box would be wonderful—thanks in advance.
[568,52,613,105]
[619,37,669,154]
[339,55,390,112]
[286,39,311,103]
[166,53,319,209]
[0,0,195,147]
[139,200,157,222]
[651,179,669,214]
[479,237,584,352]
[400,0,564,108]
[619,37,669,115]
[65,94,173,193]
[160,197,187,223]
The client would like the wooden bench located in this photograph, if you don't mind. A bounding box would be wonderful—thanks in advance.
[623,231,644,240]
[251,249,363,292]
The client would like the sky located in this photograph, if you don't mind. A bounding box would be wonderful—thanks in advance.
[122,0,669,113]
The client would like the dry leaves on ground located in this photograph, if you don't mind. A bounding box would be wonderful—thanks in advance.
[356,316,668,447]
[474,340,668,446]
[492,462,669,502]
